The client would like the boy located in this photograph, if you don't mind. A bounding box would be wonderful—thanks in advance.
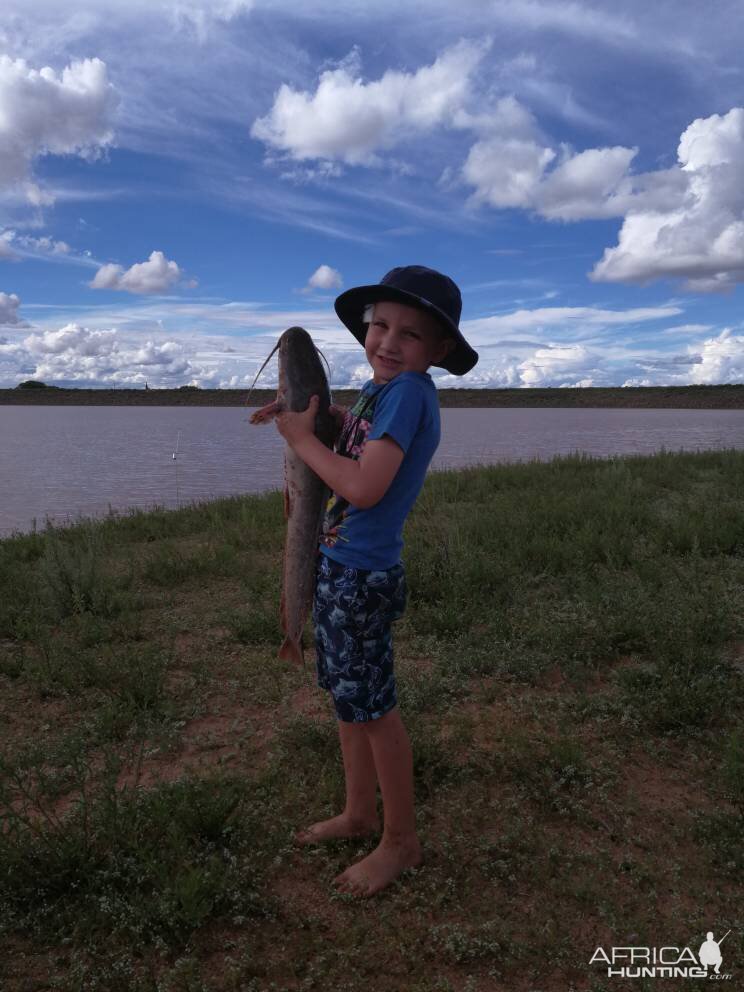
[275,265,478,896]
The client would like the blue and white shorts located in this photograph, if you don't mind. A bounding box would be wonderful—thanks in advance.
[312,552,408,723]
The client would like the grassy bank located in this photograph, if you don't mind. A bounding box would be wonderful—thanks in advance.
[1,449,743,991]
[2,382,744,408]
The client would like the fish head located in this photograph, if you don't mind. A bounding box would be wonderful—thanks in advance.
[279,327,328,405]
[246,326,333,438]
[278,327,335,446]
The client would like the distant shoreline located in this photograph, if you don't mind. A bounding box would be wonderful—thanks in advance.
[1,384,743,408]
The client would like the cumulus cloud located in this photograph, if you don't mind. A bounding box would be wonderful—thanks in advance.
[686,328,744,383]
[19,322,200,385]
[25,324,117,358]
[0,292,29,326]
[463,136,557,210]
[1,294,738,389]
[460,101,744,291]
[460,97,687,222]
[250,42,698,240]
[591,107,744,290]
[251,40,489,166]
[0,56,118,201]
[253,43,690,233]
[536,146,639,219]
[517,343,599,386]
[303,264,343,292]
[90,251,184,294]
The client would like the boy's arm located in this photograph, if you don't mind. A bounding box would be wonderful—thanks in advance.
[293,434,404,510]
[275,395,404,509]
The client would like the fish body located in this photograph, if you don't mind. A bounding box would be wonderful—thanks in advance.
[249,327,335,665]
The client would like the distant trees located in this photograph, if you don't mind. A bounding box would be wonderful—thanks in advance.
[11,380,203,391]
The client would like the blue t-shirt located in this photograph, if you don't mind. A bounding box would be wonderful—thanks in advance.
[318,371,441,570]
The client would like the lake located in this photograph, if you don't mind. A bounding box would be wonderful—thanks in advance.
[1,405,743,537]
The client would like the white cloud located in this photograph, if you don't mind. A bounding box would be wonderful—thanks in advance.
[0,231,18,260]
[463,137,557,209]
[2,294,738,389]
[18,234,70,254]
[460,95,643,219]
[303,264,342,292]
[536,146,638,219]
[0,228,104,268]
[518,342,595,386]
[658,323,713,336]
[19,322,201,385]
[460,304,682,341]
[459,102,744,293]
[490,0,638,43]
[461,102,687,222]
[4,231,72,256]
[591,107,744,290]
[90,250,184,294]
[0,292,29,326]
[686,328,744,383]
[452,94,540,139]
[0,55,118,201]
[25,323,117,357]
[251,39,489,166]
[169,0,255,40]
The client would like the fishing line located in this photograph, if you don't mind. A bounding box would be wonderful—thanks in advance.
[172,429,181,507]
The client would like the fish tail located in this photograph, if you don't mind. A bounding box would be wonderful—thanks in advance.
[278,636,304,666]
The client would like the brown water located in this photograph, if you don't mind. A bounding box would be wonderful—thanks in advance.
[1,405,742,537]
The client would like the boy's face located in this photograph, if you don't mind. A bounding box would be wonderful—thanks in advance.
[365,300,455,384]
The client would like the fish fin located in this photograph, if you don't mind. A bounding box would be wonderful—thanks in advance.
[278,636,304,666]
[249,399,282,424]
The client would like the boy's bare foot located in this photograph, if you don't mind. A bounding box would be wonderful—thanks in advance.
[333,836,423,896]
[294,812,380,845]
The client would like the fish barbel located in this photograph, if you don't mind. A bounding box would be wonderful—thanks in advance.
[248,327,335,665]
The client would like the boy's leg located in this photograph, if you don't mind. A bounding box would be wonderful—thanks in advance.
[333,706,422,896]
[294,718,380,844]
[298,553,380,844]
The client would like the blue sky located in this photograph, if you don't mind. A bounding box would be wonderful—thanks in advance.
[1,0,743,389]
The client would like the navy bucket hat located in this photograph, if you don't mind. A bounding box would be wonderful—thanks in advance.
[334,265,479,376]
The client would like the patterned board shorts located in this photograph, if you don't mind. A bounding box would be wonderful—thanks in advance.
[312,552,408,723]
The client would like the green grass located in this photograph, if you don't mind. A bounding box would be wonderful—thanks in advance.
[1,449,743,990]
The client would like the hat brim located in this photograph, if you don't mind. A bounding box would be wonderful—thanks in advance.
[334,284,478,376]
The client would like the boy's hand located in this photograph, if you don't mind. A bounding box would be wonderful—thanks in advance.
[276,395,320,447]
